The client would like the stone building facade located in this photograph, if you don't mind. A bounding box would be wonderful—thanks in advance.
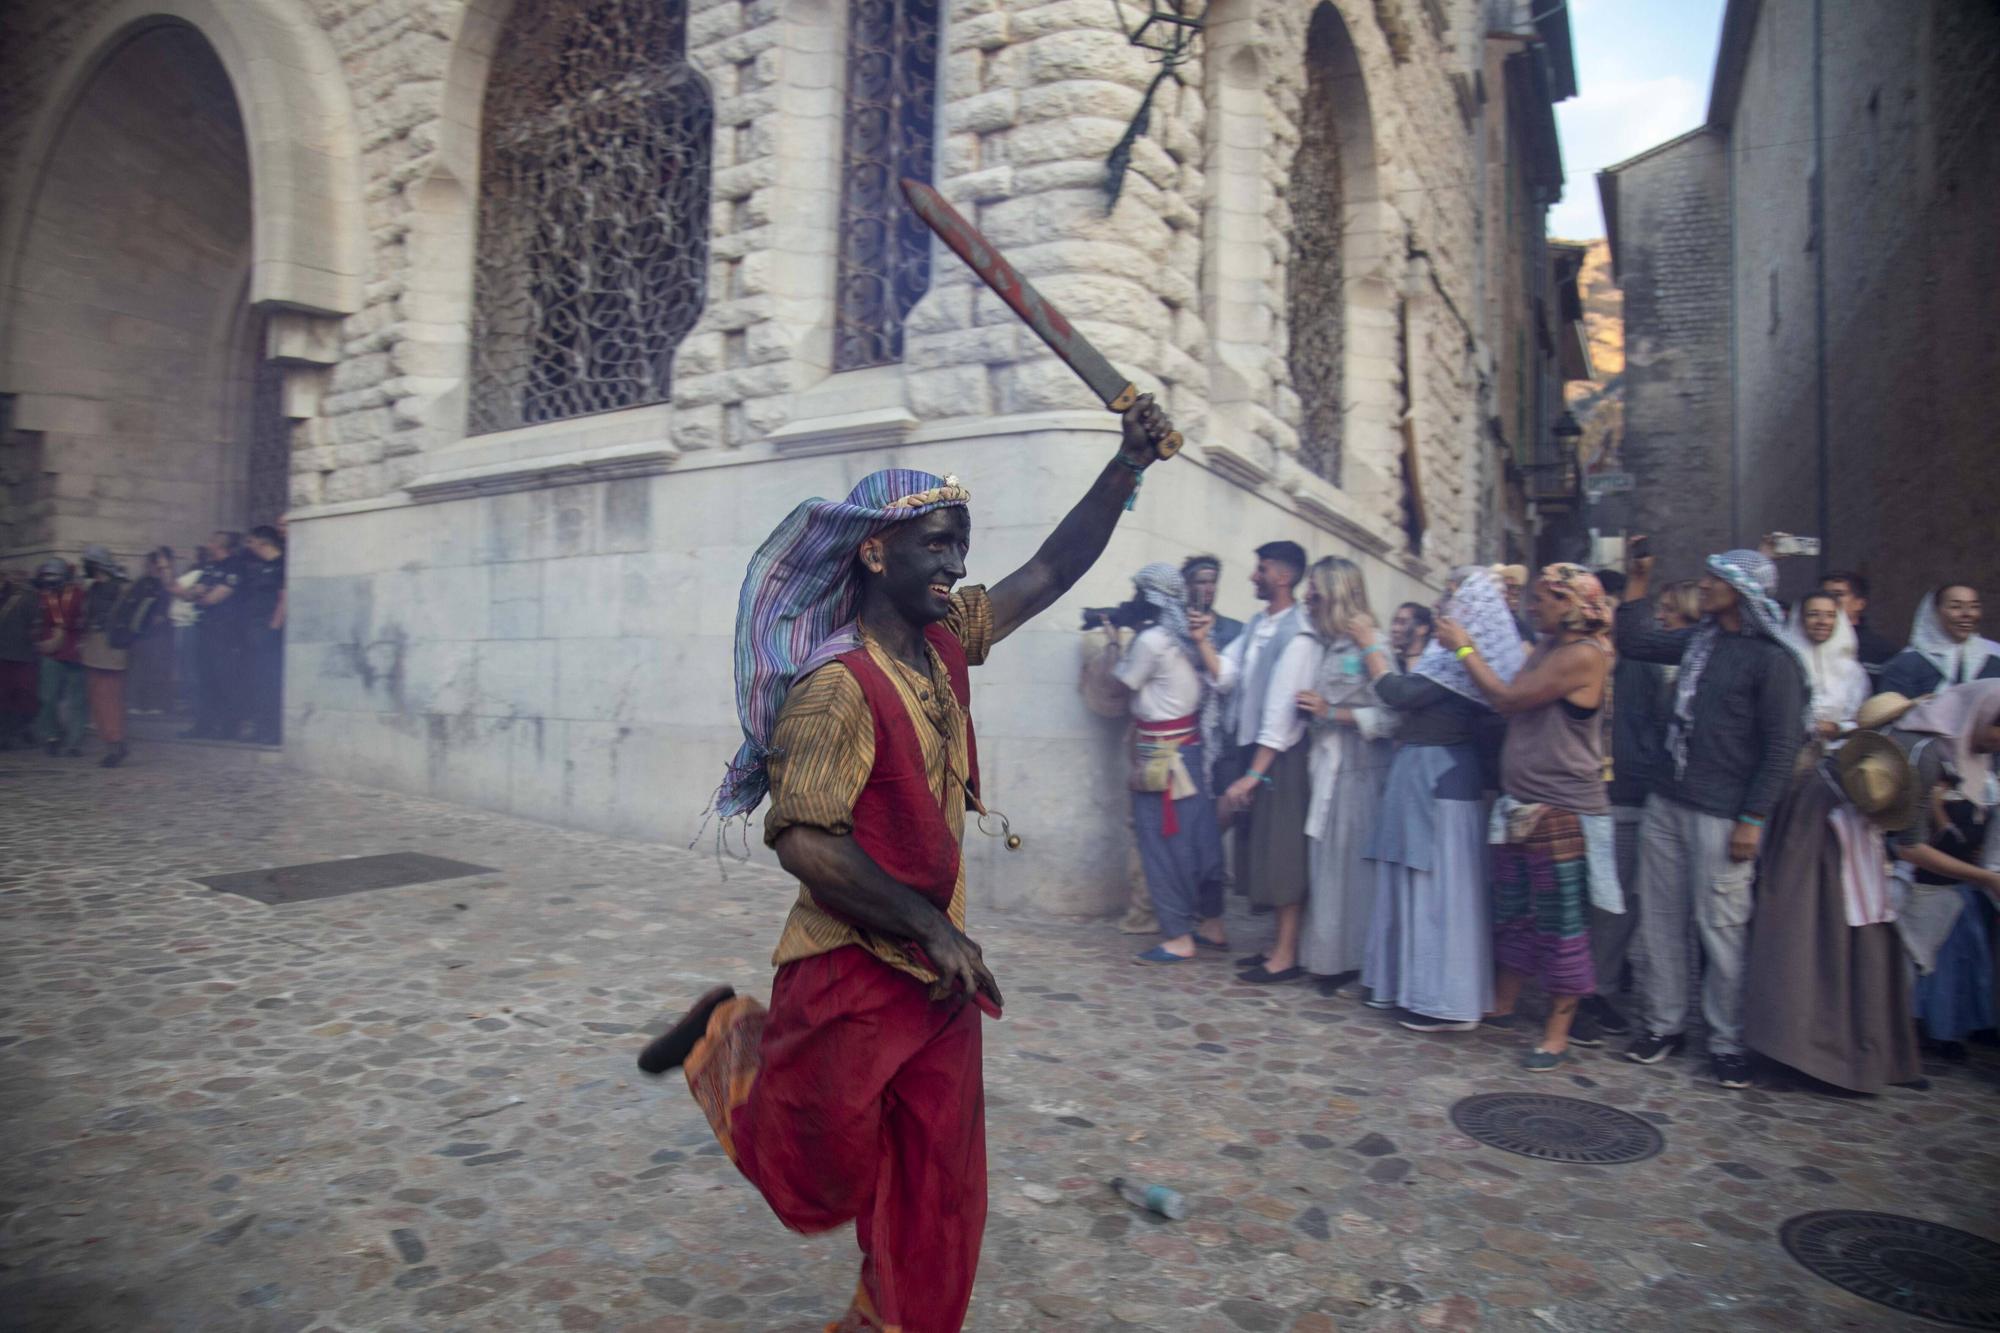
[1600,0,2000,622]
[1,0,1573,912]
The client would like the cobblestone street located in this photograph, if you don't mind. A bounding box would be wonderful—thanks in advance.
[2,745,1995,1333]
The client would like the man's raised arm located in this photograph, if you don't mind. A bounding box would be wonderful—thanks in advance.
[987,396,1174,644]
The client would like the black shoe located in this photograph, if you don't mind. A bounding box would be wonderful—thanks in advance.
[1236,964,1304,985]
[99,743,127,769]
[636,985,736,1074]
[63,747,82,758]
[1624,1030,1685,1065]
[1567,1012,1604,1047]
[1235,953,1268,968]
[1711,1053,1752,1089]
[1582,995,1632,1036]
[1937,1040,1969,1064]
[44,740,60,757]
[1312,970,1359,998]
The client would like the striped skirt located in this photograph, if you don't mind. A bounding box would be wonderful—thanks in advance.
[1492,806,1597,997]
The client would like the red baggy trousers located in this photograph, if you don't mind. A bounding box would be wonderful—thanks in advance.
[686,945,986,1332]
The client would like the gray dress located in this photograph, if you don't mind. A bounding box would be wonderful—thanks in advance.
[1300,639,1396,977]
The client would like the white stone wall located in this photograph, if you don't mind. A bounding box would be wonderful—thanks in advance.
[2,0,1518,913]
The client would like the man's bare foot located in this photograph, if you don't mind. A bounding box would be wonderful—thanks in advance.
[636,985,736,1074]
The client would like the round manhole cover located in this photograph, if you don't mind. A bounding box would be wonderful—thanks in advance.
[1781,1211,2000,1329]
[1450,1093,1663,1165]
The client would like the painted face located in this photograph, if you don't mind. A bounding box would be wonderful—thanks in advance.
[1389,605,1416,650]
[1801,597,1840,645]
[1528,583,1566,636]
[866,507,970,628]
[1938,586,1982,643]
[1185,566,1219,612]
[1697,573,1740,617]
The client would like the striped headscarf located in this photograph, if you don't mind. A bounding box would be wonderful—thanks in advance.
[1667,548,1808,777]
[713,469,972,819]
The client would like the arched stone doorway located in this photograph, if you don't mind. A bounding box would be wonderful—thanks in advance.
[0,22,275,563]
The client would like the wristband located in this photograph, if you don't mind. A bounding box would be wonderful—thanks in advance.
[1737,815,1765,827]
[1455,645,1477,661]
[1362,643,1389,658]
[1253,771,1272,786]
[1113,453,1146,511]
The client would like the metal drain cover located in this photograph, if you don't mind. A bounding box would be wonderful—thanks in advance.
[1781,1211,2000,1329]
[1450,1092,1663,1165]
[200,853,497,905]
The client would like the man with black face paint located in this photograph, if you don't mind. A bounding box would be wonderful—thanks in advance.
[639,396,1177,1332]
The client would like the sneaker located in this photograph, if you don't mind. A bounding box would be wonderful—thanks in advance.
[1522,1047,1572,1072]
[1624,1030,1685,1065]
[1399,1012,1478,1033]
[1582,995,1632,1036]
[1567,1011,1604,1047]
[1711,1053,1752,1089]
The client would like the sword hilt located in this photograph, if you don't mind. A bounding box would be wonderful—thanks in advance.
[1109,383,1184,460]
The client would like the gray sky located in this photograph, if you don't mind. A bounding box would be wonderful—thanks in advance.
[1548,0,1728,239]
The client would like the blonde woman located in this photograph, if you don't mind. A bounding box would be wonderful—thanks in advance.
[1294,558,1398,993]
[1656,580,1702,632]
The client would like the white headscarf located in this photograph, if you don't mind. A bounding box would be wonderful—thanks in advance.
[1908,589,1999,687]
[1786,598,1867,728]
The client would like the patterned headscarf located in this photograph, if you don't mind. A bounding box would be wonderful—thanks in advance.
[712,469,972,819]
[1131,562,1198,667]
[1537,563,1612,639]
[1411,566,1526,704]
[1667,549,1808,777]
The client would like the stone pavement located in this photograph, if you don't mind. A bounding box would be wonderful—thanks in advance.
[2,745,1995,1333]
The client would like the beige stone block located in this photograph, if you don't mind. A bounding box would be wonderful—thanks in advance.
[1027,30,1154,86]
[672,373,729,410]
[993,357,1100,414]
[908,324,1021,369]
[1015,79,1143,123]
[1009,0,1125,41]
[951,88,1018,134]
[1001,115,1127,168]
[908,365,994,419]
[905,283,974,336]
[943,165,1013,203]
[949,11,1011,50]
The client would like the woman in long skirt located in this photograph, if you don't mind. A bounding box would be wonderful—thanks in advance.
[1363,568,1525,1031]
[1294,557,1397,994]
[1744,733,1923,1093]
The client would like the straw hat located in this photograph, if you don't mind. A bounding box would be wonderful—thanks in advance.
[1855,692,1917,731]
[1832,731,1917,831]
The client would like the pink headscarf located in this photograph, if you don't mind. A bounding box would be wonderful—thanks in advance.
[1537,563,1613,641]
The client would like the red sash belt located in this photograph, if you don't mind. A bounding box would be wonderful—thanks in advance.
[1136,711,1200,836]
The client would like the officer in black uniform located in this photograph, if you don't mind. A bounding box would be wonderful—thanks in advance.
[182,530,248,740]
[240,525,287,745]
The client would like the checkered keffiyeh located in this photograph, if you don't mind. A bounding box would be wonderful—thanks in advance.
[1667,549,1807,778]
[712,469,971,819]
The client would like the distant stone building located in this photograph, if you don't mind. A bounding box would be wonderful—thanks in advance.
[1600,0,2000,621]
[0,0,1574,911]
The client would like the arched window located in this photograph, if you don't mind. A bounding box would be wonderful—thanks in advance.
[1287,4,1350,484]
[469,0,714,434]
[833,0,942,371]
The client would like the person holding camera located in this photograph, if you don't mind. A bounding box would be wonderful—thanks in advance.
[78,544,167,768]
[1082,564,1230,963]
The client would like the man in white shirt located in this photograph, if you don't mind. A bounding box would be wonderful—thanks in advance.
[1084,563,1230,962]
[1214,541,1314,982]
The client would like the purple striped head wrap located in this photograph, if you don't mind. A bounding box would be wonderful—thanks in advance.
[713,469,972,819]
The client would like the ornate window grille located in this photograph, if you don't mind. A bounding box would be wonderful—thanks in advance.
[248,328,291,524]
[833,0,941,371]
[1286,5,1348,484]
[469,0,715,435]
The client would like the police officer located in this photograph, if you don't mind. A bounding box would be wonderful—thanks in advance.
[240,525,287,745]
[181,530,248,740]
